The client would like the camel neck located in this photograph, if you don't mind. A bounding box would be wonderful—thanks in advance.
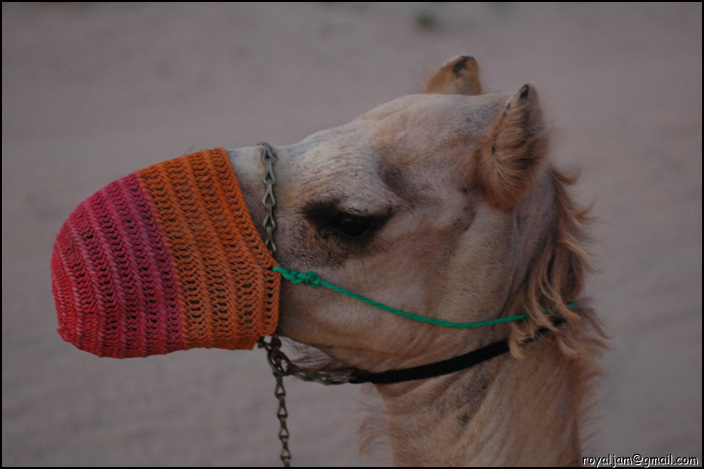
[375,338,582,466]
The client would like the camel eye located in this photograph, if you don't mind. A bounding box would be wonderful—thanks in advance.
[315,211,385,243]
[332,213,376,238]
[303,201,390,243]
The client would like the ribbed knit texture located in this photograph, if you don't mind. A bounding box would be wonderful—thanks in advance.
[51,148,280,357]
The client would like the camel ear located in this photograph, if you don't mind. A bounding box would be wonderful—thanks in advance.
[425,55,482,95]
[472,84,548,210]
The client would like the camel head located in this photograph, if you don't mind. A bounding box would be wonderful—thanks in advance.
[229,55,587,374]
[51,54,599,465]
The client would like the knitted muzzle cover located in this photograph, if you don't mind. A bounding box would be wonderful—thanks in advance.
[51,148,280,358]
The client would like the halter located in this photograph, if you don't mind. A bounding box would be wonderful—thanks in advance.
[254,142,571,465]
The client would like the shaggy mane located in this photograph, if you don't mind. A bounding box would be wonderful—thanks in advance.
[506,166,607,358]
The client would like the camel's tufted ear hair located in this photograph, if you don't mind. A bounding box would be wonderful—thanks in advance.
[425,55,482,96]
[471,84,548,210]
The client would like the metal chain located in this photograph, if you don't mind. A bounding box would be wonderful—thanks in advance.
[258,334,352,385]
[256,142,354,466]
[257,142,290,466]
[258,142,354,385]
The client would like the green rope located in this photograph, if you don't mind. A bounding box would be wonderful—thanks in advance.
[272,266,575,329]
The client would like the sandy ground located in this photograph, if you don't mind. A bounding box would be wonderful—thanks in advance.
[2,3,701,466]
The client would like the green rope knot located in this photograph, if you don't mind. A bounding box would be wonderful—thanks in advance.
[273,266,322,287]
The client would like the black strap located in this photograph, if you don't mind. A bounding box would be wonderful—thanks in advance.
[349,317,565,385]
[349,339,510,384]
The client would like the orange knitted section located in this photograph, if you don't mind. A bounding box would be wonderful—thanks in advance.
[136,148,280,351]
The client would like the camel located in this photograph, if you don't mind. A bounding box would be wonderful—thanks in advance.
[227,55,606,466]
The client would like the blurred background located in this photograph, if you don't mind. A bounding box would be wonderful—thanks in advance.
[3,3,701,466]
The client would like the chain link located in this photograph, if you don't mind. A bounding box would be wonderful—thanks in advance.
[257,335,292,466]
[260,142,277,255]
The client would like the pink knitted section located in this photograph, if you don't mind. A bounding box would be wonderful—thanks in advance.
[52,173,185,357]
